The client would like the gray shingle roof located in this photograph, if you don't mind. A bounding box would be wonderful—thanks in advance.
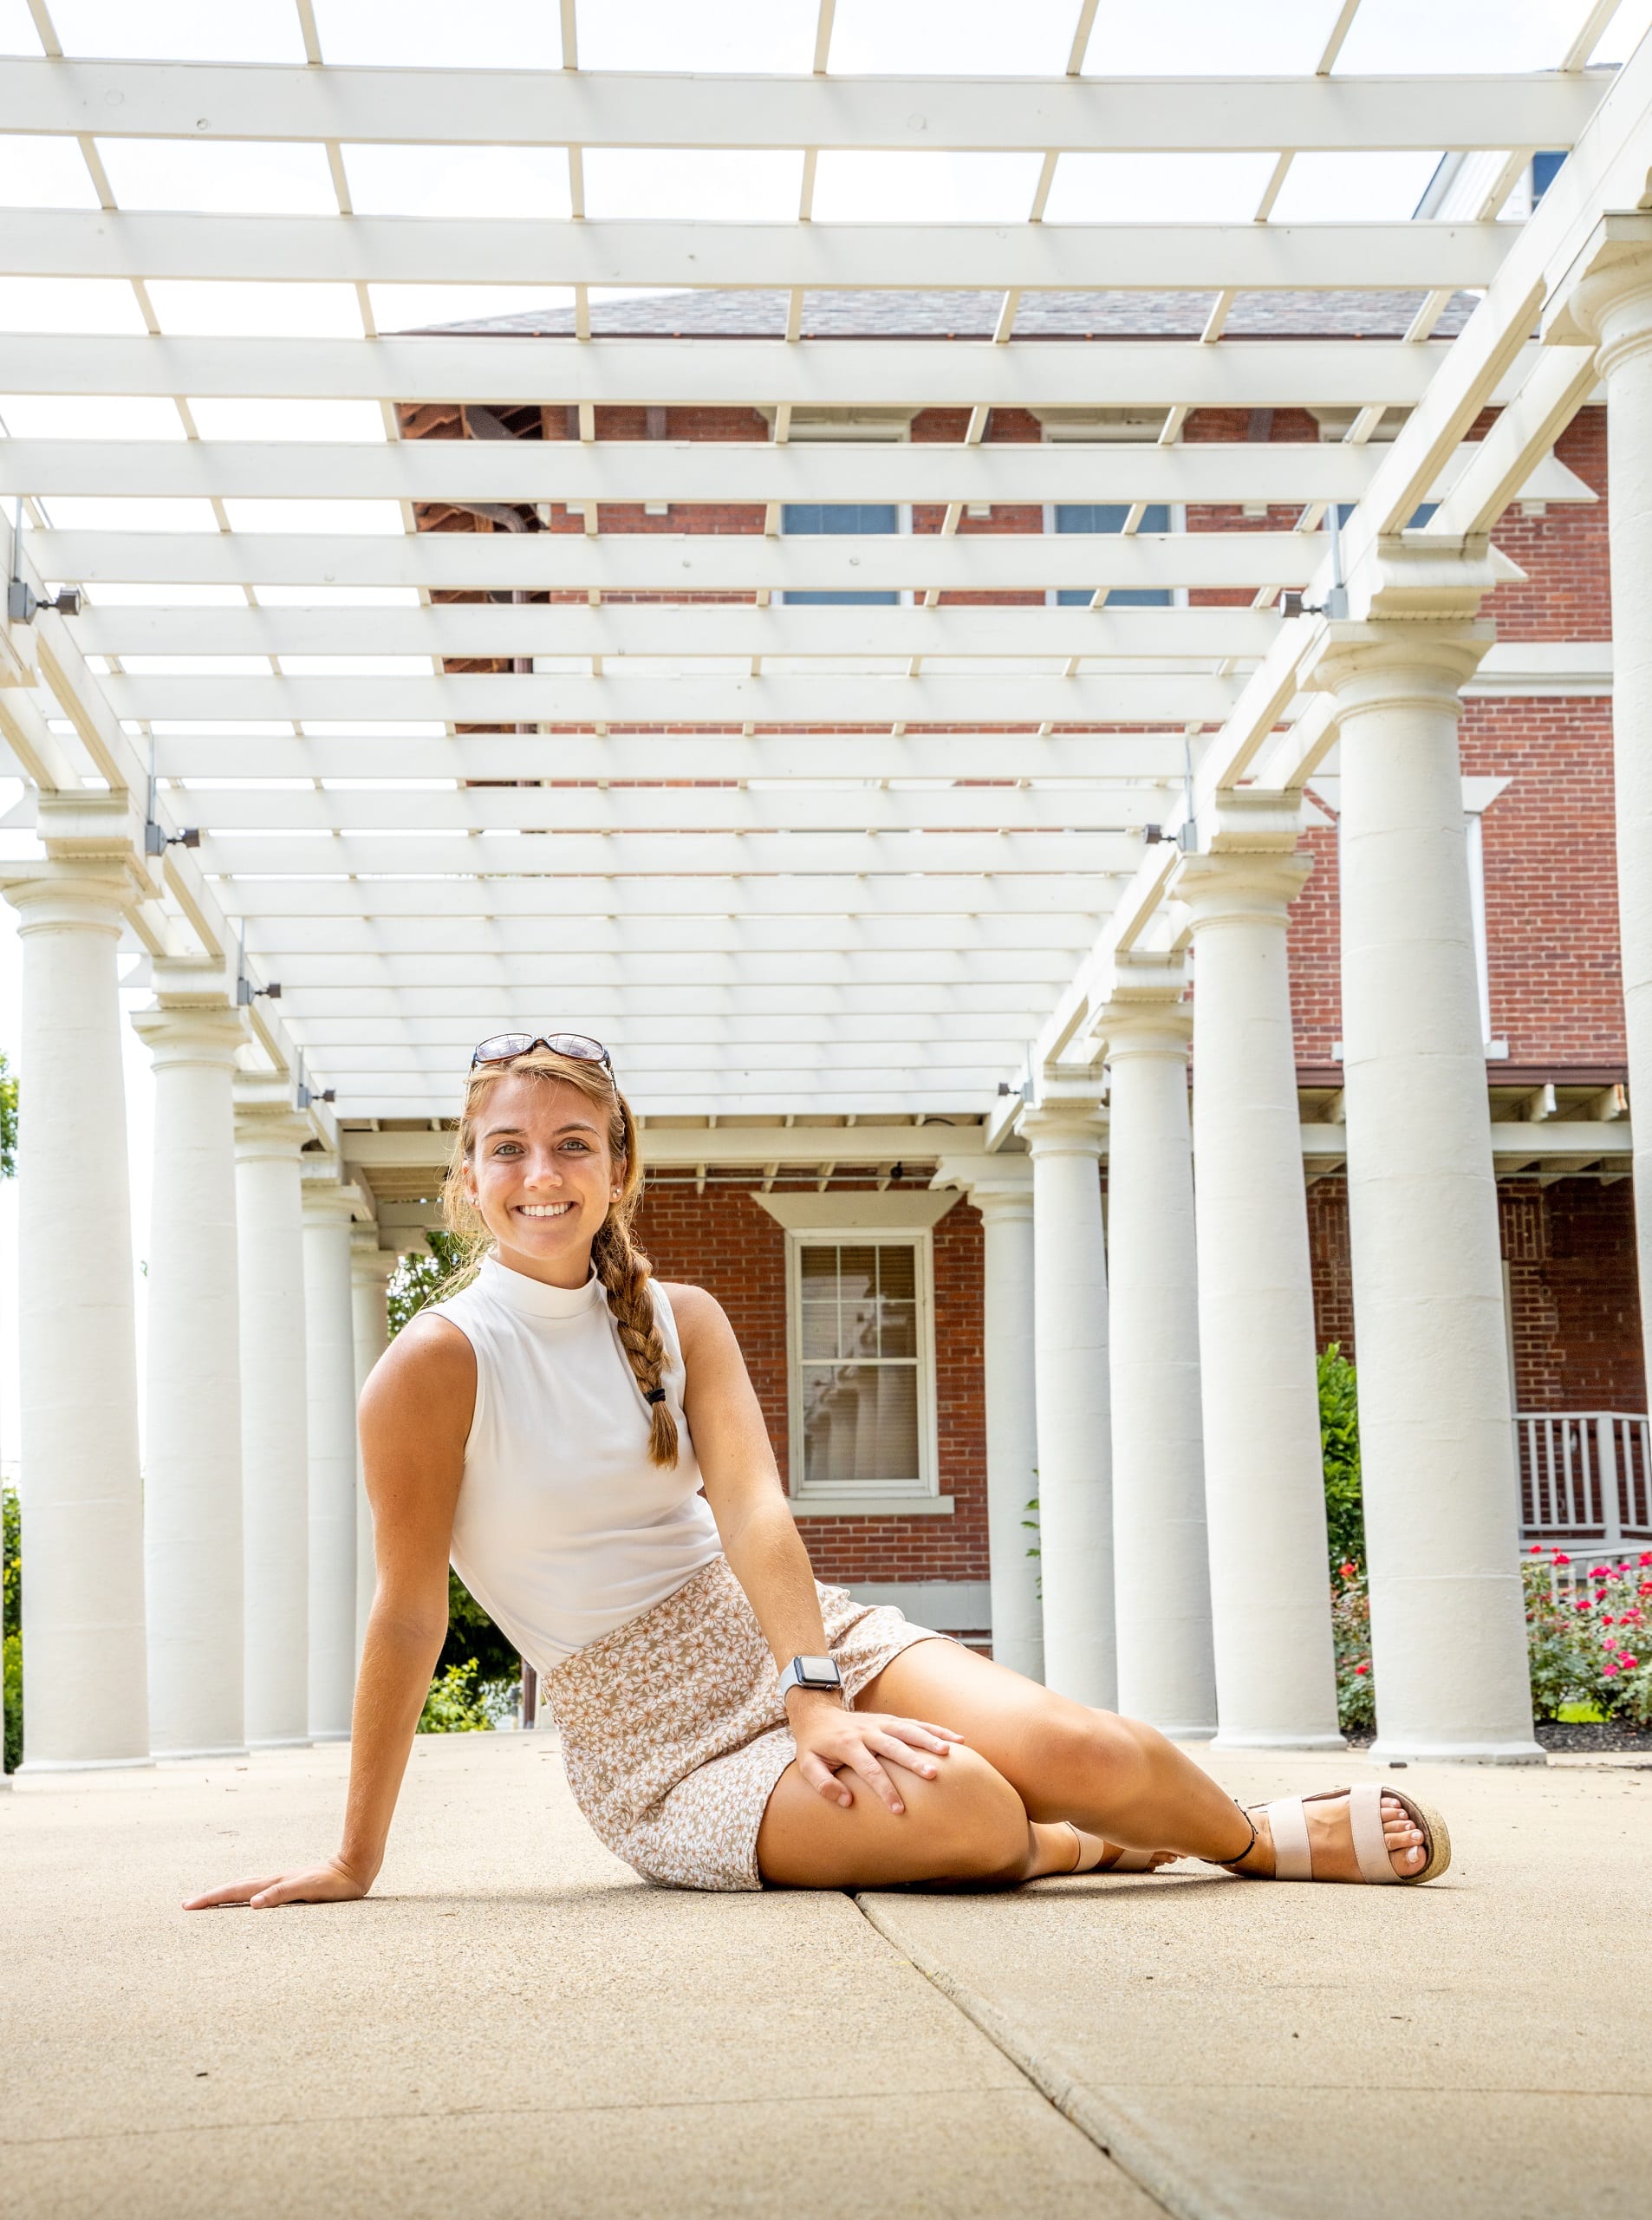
[400,287,1478,342]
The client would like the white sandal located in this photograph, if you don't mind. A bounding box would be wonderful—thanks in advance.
[1216,1784,1451,1885]
[1062,1822,1167,1875]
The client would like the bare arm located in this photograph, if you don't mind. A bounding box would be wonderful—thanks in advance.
[670,1283,959,1815]
[184,1314,473,1909]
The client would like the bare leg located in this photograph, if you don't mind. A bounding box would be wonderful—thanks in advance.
[757,1741,1088,1890]
[864,1642,1428,1878]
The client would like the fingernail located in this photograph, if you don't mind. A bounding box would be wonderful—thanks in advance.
[892,1804,904,1815]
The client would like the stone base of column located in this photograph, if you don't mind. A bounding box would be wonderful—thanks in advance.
[16,1755,157,1775]
[1153,1721,1218,1743]
[248,1735,314,1751]
[1211,1730,1348,1755]
[309,1728,352,1744]
[1368,1735,1545,1767]
[155,1744,250,1763]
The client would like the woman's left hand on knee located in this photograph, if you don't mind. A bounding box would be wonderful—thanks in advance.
[787,1698,964,1814]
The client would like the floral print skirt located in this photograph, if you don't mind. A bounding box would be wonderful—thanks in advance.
[543,1554,946,1891]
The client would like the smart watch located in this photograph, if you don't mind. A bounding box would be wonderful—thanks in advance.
[777,1654,844,1705]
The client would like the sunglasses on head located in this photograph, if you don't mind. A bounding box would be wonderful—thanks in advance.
[471,1032,613,1073]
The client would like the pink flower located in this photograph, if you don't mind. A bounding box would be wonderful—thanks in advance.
[1603,1663,1619,1678]
[1554,1553,1571,1566]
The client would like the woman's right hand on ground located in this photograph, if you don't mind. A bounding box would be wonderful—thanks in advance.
[183,1852,374,1911]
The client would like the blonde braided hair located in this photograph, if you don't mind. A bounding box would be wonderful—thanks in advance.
[439,1047,680,1468]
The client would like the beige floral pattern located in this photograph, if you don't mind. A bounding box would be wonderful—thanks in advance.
[544,1554,946,1891]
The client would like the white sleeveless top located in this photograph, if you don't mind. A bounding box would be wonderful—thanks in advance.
[431,1254,723,1665]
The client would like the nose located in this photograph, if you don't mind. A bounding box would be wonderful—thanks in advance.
[519,1150,564,1189]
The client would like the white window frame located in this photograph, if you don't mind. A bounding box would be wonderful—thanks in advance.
[784,1225,942,1515]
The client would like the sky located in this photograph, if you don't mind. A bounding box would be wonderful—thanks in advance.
[1,0,1650,1468]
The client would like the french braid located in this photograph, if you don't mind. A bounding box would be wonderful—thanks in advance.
[590,1212,680,1468]
[443,1045,680,1467]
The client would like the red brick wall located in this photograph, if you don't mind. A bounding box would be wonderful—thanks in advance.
[1308,1173,1644,1410]
[632,1184,989,1588]
[1485,409,1611,641]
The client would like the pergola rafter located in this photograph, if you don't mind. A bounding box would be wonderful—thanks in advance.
[0,0,1639,1128]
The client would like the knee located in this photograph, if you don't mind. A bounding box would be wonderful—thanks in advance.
[919,1746,1031,1881]
[1031,1707,1164,1800]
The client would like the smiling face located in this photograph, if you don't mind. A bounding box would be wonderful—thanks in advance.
[461,1072,623,1286]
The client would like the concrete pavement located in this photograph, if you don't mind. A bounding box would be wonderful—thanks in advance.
[2,1735,1646,2218]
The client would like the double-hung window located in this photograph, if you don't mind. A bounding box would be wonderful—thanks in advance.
[1054,503,1172,606]
[788,1232,938,1504]
[780,503,901,605]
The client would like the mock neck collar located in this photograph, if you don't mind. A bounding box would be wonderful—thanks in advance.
[479,1253,604,1321]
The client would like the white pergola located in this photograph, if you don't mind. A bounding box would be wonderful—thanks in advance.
[5,0,1652,1782]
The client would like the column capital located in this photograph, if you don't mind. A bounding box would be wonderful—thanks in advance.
[234,1075,313,1160]
[349,1232,401,1286]
[1544,210,1652,368]
[1173,846,1312,928]
[1095,958,1192,1061]
[1020,1097,1105,1156]
[0,856,142,937]
[131,1001,247,1073]
[929,1151,1033,1220]
[302,1176,365,1230]
[1305,616,1495,715]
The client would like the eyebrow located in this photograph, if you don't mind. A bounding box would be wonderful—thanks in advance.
[479,1120,601,1142]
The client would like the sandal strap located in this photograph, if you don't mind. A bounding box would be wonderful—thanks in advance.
[1348,1781,1402,1885]
[1265,1797,1314,1880]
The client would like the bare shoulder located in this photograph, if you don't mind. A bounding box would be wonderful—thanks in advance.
[360,1309,476,1442]
[658,1280,735,1357]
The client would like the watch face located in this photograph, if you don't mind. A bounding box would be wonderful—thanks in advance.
[801,1656,839,1683]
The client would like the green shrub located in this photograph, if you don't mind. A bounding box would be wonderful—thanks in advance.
[418,1659,510,1734]
[3,1483,19,1773]
[1318,1344,1365,1572]
[1331,1559,1376,1733]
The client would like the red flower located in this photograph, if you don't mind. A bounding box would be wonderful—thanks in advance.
[1530,1543,1543,1554]
[1640,1552,1652,1567]
[1591,1568,1610,1581]
[1618,1653,1640,1669]
[1354,1663,1369,1676]
[1602,1614,1616,1626]
[1554,1553,1571,1566]
[1603,1663,1619,1678]
[1575,1599,1593,1612]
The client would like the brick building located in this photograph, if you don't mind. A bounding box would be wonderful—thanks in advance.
[336,288,1644,1648]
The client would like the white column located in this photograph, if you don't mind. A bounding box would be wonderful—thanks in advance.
[935,1165,1043,1682]
[1549,230,1652,1416]
[1311,627,1542,1762]
[303,1181,359,1740]
[1100,985,1217,1737]
[1176,847,1343,1749]
[349,1234,397,1663]
[1,863,150,1769]
[1021,1097,1115,1709]
[131,992,246,1759]
[234,1087,310,1748]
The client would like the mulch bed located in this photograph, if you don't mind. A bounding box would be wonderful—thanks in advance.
[1345,1722,1652,1755]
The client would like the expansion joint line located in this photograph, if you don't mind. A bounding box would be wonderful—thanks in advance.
[851,1892,1237,2220]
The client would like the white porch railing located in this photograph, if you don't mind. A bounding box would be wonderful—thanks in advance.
[1517,1412,1652,1556]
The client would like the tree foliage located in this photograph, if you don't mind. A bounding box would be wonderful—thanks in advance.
[388,1232,520,1723]
[0,1049,17,1180]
